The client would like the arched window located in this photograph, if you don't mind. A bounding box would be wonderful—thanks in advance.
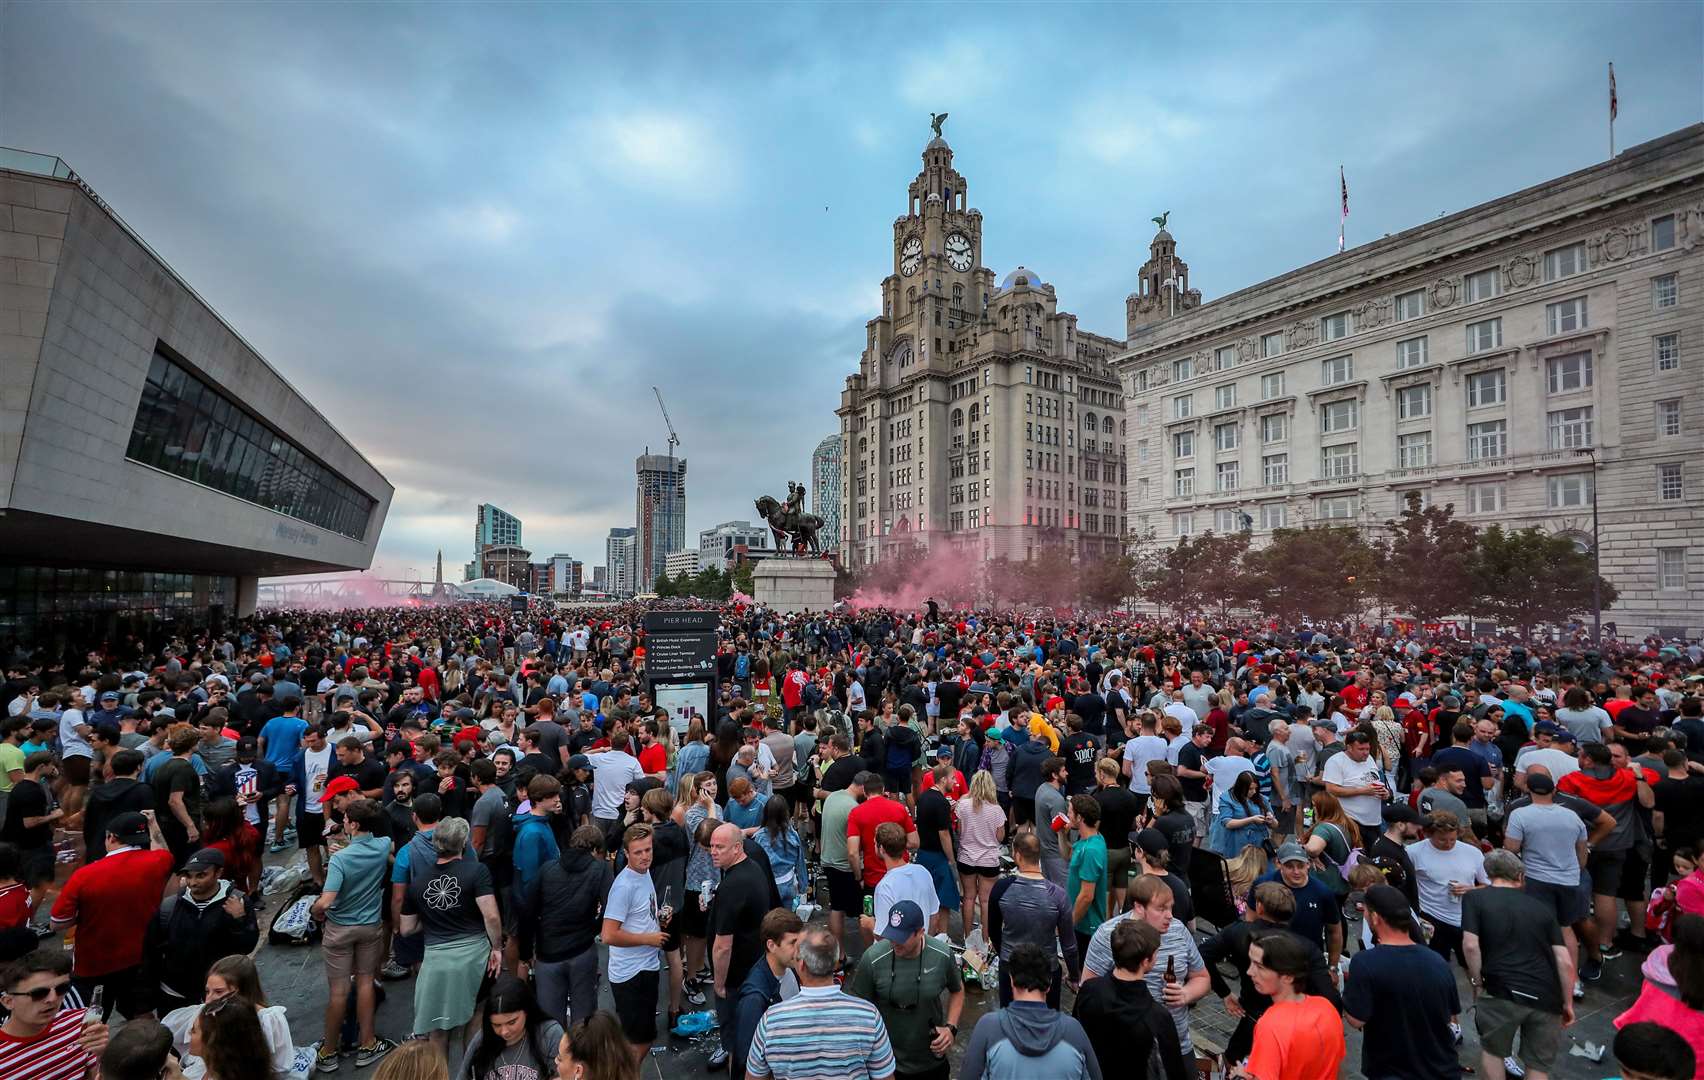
[969,404,980,423]
[1103,416,1115,434]
[1084,411,1097,430]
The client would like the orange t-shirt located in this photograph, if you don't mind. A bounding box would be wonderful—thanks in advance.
[1245,995,1346,1080]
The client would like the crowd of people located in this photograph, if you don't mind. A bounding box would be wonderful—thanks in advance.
[1,599,1701,1080]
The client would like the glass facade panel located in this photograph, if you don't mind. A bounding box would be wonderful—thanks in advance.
[0,564,235,650]
[126,346,375,539]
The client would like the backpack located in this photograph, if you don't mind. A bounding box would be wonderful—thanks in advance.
[1307,822,1360,897]
[267,880,323,946]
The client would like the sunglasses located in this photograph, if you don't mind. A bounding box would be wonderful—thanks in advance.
[5,980,71,1002]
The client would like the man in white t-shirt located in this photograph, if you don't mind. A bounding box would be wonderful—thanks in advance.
[1406,810,1489,961]
[1320,730,1389,830]
[847,679,867,713]
[1122,713,1170,796]
[289,725,334,884]
[603,823,666,1058]
[865,821,938,940]
[588,731,646,842]
[1161,691,1198,731]
[1203,738,1257,809]
[1514,725,1582,789]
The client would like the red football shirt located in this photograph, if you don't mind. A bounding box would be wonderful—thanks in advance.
[919,769,967,801]
[639,743,668,775]
[50,848,175,977]
[0,881,30,930]
[0,1005,98,1080]
[846,795,916,888]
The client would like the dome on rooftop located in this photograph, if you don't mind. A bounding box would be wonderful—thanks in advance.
[926,136,949,150]
[1000,266,1043,290]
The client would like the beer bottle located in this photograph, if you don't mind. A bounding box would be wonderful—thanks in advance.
[1164,956,1177,985]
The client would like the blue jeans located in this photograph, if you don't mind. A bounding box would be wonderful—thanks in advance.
[535,948,601,1029]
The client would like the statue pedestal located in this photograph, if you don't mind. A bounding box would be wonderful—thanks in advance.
[752,558,835,613]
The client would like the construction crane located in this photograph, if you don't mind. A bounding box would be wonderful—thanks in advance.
[652,386,680,457]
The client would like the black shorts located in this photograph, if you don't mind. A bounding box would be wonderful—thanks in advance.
[956,862,999,879]
[782,783,813,813]
[1586,848,1626,896]
[884,770,912,798]
[72,967,149,1022]
[19,847,53,887]
[297,811,326,848]
[1524,877,1591,926]
[676,894,709,939]
[1013,796,1035,827]
[611,969,659,1043]
[826,866,862,917]
[1617,848,1650,904]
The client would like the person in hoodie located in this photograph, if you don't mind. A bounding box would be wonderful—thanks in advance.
[1006,730,1052,829]
[82,749,155,862]
[511,773,564,904]
[1072,919,1188,1080]
[518,824,612,1029]
[140,847,260,1014]
[959,942,1102,1080]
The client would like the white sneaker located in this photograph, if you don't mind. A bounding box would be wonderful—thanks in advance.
[1449,1022,1463,1045]
[1503,1056,1526,1078]
[1573,979,1586,1000]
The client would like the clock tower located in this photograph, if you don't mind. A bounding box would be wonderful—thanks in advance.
[883,130,993,369]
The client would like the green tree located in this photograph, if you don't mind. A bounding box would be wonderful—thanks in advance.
[733,560,757,597]
[1469,525,1619,636]
[1245,525,1379,622]
[652,572,678,598]
[1375,491,1481,622]
[1142,534,1219,618]
[1079,552,1140,610]
[1190,531,1258,620]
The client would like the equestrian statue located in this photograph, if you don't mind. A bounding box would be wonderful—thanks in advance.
[755,481,825,556]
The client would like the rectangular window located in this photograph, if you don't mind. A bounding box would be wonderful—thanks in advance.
[1175,512,1194,537]
[1547,406,1593,449]
[1547,297,1588,336]
[1466,482,1506,514]
[126,346,375,540]
[1547,352,1594,393]
[1317,495,1358,520]
[1322,355,1353,385]
[1398,431,1434,468]
[1467,369,1506,407]
[1215,346,1239,371]
[1263,453,1289,485]
[1261,371,1285,400]
[1321,443,1359,479]
[1466,317,1502,354]
[1136,478,1150,503]
[1467,419,1507,460]
[1546,473,1593,508]
[1261,332,1286,359]
[1657,399,1682,437]
[1174,468,1195,497]
[1215,384,1237,410]
[1137,439,1150,463]
[1260,502,1287,530]
[1216,462,1240,492]
[1173,431,1194,458]
[1394,289,1426,322]
[1320,399,1358,433]
[1463,267,1501,302]
[1396,384,1432,421]
[1215,509,1241,532]
[1544,242,1586,281]
[1654,273,1679,310]
[1658,548,1688,590]
[1214,422,1239,452]
[1656,333,1680,371]
[1396,336,1428,369]
[1260,413,1287,444]
[1172,357,1194,382]
[1173,395,1193,419]
[1321,312,1351,342]
[1136,404,1149,426]
[1658,462,1684,502]
[1652,214,1677,252]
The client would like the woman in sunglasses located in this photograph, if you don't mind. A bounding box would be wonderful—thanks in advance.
[0,949,107,1079]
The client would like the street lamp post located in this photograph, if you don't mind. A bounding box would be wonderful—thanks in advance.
[1576,447,1601,649]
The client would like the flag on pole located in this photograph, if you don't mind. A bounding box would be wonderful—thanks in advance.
[1609,62,1618,121]
[1338,165,1348,253]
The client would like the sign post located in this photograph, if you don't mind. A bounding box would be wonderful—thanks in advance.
[642,610,720,741]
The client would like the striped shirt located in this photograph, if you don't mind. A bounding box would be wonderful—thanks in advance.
[0,1006,97,1080]
[747,984,896,1080]
[1083,913,1204,1052]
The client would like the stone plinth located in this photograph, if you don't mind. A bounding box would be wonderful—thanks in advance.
[752,558,836,613]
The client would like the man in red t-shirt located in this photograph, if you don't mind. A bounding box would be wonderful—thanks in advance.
[917,748,967,801]
[636,719,669,780]
[845,775,918,891]
[49,811,174,1017]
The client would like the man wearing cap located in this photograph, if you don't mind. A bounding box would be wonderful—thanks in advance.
[1514,724,1581,789]
[849,898,964,1080]
[50,810,173,1018]
[1254,842,1344,977]
[1365,801,1424,910]
[140,845,259,1014]
[1344,884,1462,1079]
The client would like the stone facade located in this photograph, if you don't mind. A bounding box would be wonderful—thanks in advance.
[752,558,835,614]
[836,132,1128,569]
[1115,125,1704,639]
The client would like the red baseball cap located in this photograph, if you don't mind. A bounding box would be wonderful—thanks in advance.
[323,776,360,799]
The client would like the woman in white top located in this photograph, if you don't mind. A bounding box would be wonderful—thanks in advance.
[954,769,1008,945]
[162,954,310,1079]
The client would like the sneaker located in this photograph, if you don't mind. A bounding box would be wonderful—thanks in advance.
[684,986,706,1007]
[1504,1056,1526,1078]
[316,1046,339,1073]
[1621,933,1654,954]
[706,1046,730,1070]
[269,840,291,854]
[1573,979,1586,1000]
[379,960,410,981]
[1449,1022,1463,1045]
[1599,942,1623,960]
[354,1039,396,1067]
[1580,956,1603,981]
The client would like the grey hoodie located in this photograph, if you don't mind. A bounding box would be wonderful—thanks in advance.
[959,1001,1102,1080]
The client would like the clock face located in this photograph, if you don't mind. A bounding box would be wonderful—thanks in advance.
[945,232,973,272]
[900,236,922,277]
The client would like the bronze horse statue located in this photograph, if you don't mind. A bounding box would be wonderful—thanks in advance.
[755,494,824,556]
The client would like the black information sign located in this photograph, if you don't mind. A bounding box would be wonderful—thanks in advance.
[643,610,720,633]
[646,631,719,680]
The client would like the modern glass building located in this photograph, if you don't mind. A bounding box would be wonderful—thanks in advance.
[0,148,391,657]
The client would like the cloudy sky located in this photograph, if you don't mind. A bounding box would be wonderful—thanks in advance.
[3,3,1699,580]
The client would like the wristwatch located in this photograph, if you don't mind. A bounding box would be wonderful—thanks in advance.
[944,1023,958,1035]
